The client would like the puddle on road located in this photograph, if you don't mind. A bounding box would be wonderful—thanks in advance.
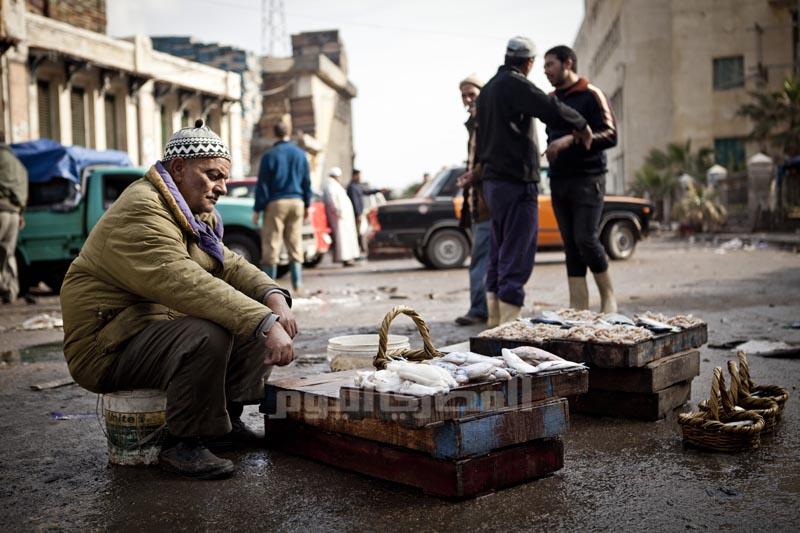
[0,342,64,366]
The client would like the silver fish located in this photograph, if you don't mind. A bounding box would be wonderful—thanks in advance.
[635,315,681,333]
[603,313,636,326]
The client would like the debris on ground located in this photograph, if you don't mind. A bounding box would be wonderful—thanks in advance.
[30,377,75,391]
[22,313,63,330]
[734,339,800,358]
[708,339,748,350]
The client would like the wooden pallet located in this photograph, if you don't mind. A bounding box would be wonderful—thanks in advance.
[264,419,564,499]
[469,323,707,368]
[587,350,700,393]
[262,368,586,429]
[571,380,692,421]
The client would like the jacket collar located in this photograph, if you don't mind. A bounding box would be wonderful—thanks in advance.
[555,77,589,96]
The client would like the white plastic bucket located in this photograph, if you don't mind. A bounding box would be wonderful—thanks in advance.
[327,334,410,371]
[102,389,167,466]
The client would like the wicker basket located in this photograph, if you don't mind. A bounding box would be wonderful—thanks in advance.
[372,306,443,370]
[679,367,764,452]
[737,351,789,415]
[727,360,780,433]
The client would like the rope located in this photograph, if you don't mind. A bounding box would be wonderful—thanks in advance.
[373,305,442,369]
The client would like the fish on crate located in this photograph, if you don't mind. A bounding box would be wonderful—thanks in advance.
[511,346,564,364]
[635,315,681,333]
[600,313,636,327]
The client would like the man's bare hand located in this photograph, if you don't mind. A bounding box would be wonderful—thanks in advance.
[18,214,25,231]
[456,170,474,188]
[544,135,574,163]
[574,125,593,151]
[303,207,309,220]
[265,292,297,338]
[251,212,261,226]
[263,321,294,366]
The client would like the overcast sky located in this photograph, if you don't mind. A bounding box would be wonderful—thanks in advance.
[108,0,584,188]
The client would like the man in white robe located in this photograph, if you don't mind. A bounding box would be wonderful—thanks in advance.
[322,167,360,265]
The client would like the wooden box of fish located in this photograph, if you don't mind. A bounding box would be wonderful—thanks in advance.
[264,417,565,499]
[262,370,569,459]
[470,310,707,368]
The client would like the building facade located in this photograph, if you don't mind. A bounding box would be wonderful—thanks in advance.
[0,0,243,173]
[573,0,796,193]
[257,30,357,190]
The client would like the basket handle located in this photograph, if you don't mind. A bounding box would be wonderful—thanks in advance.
[727,360,741,404]
[737,351,753,396]
[373,305,441,369]
[707,367,723,421]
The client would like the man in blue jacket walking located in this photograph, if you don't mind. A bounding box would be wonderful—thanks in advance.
[252,122,311,292]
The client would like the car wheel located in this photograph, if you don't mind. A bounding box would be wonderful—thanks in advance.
[224,232,260,265]
[602,220,637,260]
[424,229,469,269]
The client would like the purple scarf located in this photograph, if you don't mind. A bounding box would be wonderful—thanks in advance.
[155,161,225,265]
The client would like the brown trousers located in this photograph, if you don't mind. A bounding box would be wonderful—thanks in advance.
[102,317,271,438]
[260,198,304,265]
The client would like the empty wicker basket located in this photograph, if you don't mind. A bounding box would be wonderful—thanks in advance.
[679,367,765,452]
[737,351,789,415]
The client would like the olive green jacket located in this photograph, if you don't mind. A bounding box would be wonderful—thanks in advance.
[0,144,28,213]
[61,165,283,393]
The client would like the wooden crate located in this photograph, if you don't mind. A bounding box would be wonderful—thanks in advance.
[264,419,564,499]
[262,368,587,429]
[587,350,700,393]
[571,380,693,421]
[469,323,707,368]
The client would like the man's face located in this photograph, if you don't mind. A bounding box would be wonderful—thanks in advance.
[544,54,568,87]
[460,84,480,114]
[170,157,230,214]
[352,171,361,183]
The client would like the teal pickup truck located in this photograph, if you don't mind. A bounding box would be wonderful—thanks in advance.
[12,140,325,293]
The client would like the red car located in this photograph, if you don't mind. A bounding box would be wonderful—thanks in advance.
[216,177,331,270]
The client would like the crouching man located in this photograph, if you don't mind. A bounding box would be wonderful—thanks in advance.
[60,120,296,479]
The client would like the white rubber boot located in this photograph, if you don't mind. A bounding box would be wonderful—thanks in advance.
[568,276,589,310]
[486,292,500,328]
[593,270,618,313]
[498,300,522,325]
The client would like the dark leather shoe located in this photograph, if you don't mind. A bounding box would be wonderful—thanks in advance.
[454,314,487,326]
[158,440,235,479]
[207,418,264,452]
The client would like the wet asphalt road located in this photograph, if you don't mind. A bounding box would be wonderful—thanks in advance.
[0,237,798,531]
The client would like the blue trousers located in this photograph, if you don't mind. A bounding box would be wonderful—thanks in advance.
[467,220,491,318]
[483,180,538,307]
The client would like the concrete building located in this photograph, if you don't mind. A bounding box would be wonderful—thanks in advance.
[0,0,243,173]
[257,30,357,190]
[572,0,796,193]
[151,36,262,175]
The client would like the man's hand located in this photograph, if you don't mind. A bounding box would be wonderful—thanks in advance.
[251,212,261,226]
[303,207,310,220]
[456,170,475,188]
[18,214,25,231]
[544,135,574,163]
[265,292,297,338]
[263,321,294,366]
[573,125,593,151]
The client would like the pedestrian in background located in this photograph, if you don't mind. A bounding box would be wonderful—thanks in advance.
[474,36,592,326]
[346,168,386,257]
[253,122,311,293]
[0,141,28,304]
[454,74,491,326]
[323,167,360,266]
[544,45,618,312]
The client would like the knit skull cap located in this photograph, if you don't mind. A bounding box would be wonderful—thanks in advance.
[162,119,231,162]
[506,36,536,58]
[459,74,483,90]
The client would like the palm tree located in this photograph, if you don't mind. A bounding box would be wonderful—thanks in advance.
[738,76,800,158]
[631,140,715,224]
[672,180,727,233]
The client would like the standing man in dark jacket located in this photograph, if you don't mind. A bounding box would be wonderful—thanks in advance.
[253,122,312,292]
[346,169,385,256]
[455,74,491,326]
[544,45,618,313]
[0,142,28,303]
[474,36,592,326]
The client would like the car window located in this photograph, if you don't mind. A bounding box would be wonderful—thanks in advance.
[103,173,142,209]
[437,168,464,197]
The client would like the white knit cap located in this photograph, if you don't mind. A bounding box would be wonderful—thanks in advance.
[329,167,342,177]
[163,119,231,162]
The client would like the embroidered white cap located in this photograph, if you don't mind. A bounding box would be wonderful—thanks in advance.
[163,119,231,162]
